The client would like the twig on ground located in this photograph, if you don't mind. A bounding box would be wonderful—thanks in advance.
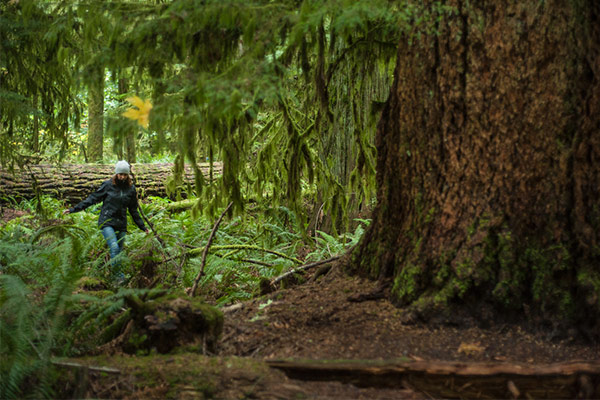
[51,360,121,374]
[222,303,244,313]
[270,255,341,286]
[161,244,301,265]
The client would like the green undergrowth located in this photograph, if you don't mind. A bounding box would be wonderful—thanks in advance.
[0,195,368,399]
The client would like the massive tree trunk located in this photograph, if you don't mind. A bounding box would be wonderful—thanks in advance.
[0,163,221,204]
[351,1,600,333]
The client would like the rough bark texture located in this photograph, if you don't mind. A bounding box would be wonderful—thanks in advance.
[352,1,600,332]
[0,163,222,204]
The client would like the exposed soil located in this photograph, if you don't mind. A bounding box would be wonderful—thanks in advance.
[219,263,597,364]
[214,261,599,398]
[0,207,28,224]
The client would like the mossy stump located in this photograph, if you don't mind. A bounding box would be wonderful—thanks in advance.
[122,293,223,354]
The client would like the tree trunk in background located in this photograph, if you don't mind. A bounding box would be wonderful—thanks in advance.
[351,1,600,334]
[87,66,104,162]
[0,163,222,204]
[31,94,40,152]
[119,78,137,163]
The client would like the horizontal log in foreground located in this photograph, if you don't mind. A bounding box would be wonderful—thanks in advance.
[266,359,600,399]
[0,163,222,205]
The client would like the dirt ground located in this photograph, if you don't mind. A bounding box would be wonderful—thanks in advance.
[215,263,599,398]
[0,207,28,224]
[219,264,597,363]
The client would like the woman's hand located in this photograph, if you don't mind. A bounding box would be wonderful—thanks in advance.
[62,209,71,215]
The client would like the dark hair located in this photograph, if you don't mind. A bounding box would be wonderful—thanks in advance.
[112,174,132,187]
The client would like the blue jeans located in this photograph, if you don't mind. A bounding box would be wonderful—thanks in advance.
[101,226,126,275]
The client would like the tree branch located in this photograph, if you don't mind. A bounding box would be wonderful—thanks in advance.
[190,201,233,297]
[270,255,341,286]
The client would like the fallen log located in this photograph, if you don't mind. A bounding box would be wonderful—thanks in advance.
[266,359,600,399]
[0,162,222,204]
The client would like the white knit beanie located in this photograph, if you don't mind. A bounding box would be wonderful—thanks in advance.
[115,160,130,174]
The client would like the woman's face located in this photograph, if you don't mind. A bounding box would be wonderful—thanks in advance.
[116,173,128,181]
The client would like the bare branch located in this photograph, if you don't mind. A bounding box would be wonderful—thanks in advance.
[271,255,341,286]
[190,201,233,297]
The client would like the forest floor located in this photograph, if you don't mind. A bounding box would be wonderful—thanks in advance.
[219,262,595,363]
[61,260,599,399]
[215,261,599,398]
[6,207,598,398]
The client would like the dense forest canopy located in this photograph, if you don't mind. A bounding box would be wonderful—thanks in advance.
[1,0,450,230]
[3,0,600,398]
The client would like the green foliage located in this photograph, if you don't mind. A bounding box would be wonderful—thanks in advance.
[306,218,369,260]
[0,0,454,232]
[392,262,422,305]
[0,0,83,166]
[0,233,85,399]
[0,194,368,396]
[387,216,580,322]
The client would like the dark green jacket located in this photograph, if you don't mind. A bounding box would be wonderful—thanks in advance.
[69,180,146,232]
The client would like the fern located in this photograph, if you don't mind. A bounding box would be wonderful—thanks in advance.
[305,218,370,261]
[0,193,370,384]
[0,274,37,399]
[0,237,84,399]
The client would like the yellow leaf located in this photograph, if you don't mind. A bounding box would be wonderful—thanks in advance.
[457,342,485,355]
[122,108,140,119]
[126,95,145,109]
[122,96,153,128]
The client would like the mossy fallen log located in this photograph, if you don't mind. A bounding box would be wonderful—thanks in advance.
[121,292,224,354]
[267,359,600,399]
[0,162,222,204]
[52,354,311,400]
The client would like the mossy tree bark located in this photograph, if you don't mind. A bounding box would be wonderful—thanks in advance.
[87,65,104,162]
[351,1,600,333]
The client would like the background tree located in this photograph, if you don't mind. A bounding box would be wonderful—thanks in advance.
[351,0,600,335]
[118,78,137,163]
[0,0,82,166]
[86,64,104,162]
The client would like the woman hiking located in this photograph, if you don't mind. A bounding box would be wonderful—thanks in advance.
[63,160,148,284]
